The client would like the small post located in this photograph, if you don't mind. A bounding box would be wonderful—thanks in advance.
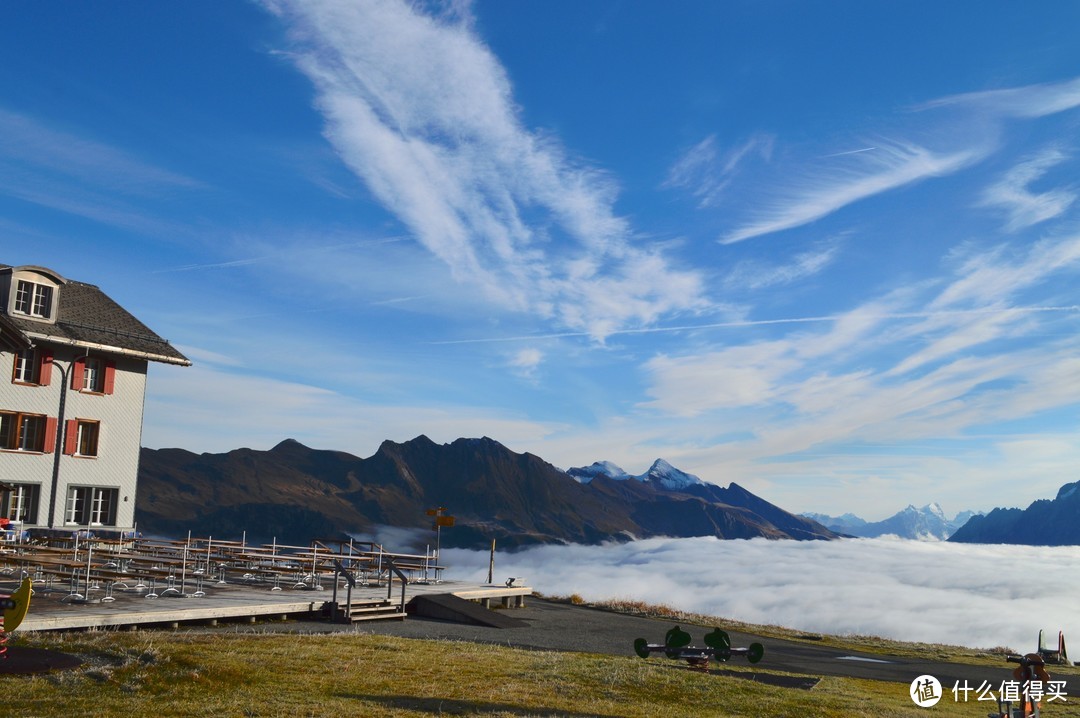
[487,538,495,585]
[425,507,454,583]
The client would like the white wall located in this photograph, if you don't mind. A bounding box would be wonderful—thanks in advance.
[0,344,147,530]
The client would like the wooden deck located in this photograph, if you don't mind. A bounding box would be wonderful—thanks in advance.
[13,579,530,632]
[0,534,531,632]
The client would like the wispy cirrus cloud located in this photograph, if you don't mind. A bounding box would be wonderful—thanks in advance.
[979,147,1075,232]
[507,347,544,380]
[663,133,774,208]
[264,0,709,340]
[0,108,204,235]
[717,75,1080,245]
[640,230,1080,465]
[919,74,1080,119]
[0,108,201,195]
[642,340,798,417]
[721,141,981,244]
[723,239,840,291]
[930,233,1080,310]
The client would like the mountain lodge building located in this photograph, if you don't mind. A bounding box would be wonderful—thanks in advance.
[0,264,190,534]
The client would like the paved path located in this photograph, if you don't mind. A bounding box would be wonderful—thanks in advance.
[246,598,1077,698]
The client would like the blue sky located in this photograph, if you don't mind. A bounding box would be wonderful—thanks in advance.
[3,1,1079,520]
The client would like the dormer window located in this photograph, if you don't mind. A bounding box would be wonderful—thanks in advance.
[14,280,54,319]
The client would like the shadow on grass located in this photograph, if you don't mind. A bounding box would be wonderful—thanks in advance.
[712,668,820,690]
[336,693,626,717]
[655,662,820,690]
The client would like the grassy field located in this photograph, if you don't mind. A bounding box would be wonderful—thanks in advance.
[5,604,1079,718]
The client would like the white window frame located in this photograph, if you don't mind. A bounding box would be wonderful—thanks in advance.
[13,349,36,384]
[13,280,53,319]
[64,488,82,525]
[65,486,118,526]
[0,411,48,452]
[82,357,102,392]
[5,484,39,523]
[76,420,100,457]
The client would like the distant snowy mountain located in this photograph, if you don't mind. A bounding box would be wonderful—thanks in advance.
[565,458,837,541]
[566,458,704,490]
[802,504,980,540]
[566,461,632,483]
[641,459,705,490]
[570,461,980,542]
[802,512,867,534]
[951,510,980,530]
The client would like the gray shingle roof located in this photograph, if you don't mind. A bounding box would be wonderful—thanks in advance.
[0,312,32,351]
[1,264,190,366]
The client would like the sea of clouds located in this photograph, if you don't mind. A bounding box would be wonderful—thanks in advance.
[443,537,1079,652]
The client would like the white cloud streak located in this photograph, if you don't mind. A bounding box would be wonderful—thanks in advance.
[664,133,774,208]
[632,229,1080,514]
[722,141,981,244]
[723,240,840,291]
[0,108,201,194]
[920,75,1080,120]
[0,108,204,235]
[426,304,1079,345]
[716,75,1080,244]
[507,348,543,380]
[446,537,1080,651]
[930,233,1080,310]
[265,0,709,340]
[979,148,1075,232]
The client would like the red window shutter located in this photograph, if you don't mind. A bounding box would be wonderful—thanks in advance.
[71,357,85,391]
[64,420,78,455]
[103,361,116,395]
[39,349,54,386]
[44,417,58,453]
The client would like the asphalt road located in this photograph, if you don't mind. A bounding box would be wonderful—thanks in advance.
[239,597,1076,699]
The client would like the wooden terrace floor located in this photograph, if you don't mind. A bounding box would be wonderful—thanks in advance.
[0,534,530,632]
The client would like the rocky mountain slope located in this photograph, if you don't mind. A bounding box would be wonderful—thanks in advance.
[948,480,1080,545]
[136,436,839,548]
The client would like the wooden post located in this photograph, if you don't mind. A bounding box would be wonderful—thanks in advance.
[487,538,495,585]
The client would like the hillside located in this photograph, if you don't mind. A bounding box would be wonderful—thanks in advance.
[948,480,1080,545]
[135,436,838,548]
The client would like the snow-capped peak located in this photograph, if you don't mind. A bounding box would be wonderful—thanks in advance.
[922,502,946,519]
[642,459,704,490]
[566,458,705,490]
[565,461,630,484]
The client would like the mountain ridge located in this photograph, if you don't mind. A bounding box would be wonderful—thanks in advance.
[136,436,839,548]
[948,479,1080,545]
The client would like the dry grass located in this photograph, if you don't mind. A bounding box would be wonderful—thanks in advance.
[6,597,1079,717]
[4,624,1077,718]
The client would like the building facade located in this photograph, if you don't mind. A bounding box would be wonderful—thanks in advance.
[0,264,189,533]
